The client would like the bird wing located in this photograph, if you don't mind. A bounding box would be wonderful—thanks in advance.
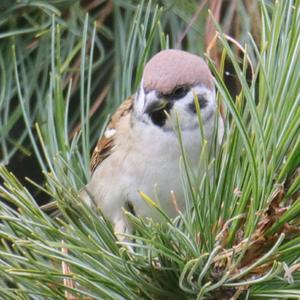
[90,96,134,174]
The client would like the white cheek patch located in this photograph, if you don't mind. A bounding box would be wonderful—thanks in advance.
[172,86,215,113]
[167,86,216,130]
[135,79,146,114]
[190,86,216,109]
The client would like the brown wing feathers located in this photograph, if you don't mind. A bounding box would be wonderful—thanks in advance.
[90,96,134,174]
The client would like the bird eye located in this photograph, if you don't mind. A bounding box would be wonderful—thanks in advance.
[171,86,189,99]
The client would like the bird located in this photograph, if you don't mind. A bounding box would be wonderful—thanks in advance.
[81,49,224,238]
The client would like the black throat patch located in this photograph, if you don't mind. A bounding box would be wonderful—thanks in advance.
[149,102,173,127]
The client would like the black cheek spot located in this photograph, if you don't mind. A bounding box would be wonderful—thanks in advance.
[189,95,208,113]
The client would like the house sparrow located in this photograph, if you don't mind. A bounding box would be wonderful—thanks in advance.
[81,49,224,237]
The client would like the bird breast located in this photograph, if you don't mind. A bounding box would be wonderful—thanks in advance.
[87,114,203,222]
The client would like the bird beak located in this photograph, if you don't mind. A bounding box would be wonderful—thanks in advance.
[143,98,168,114]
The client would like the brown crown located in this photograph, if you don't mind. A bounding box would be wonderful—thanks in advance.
[143,49,214,94]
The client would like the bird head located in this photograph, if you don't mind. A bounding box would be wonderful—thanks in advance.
[134,49,217,132]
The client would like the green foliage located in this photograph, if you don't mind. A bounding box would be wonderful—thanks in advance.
[0,0,300,299]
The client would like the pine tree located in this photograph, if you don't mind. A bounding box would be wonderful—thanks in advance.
[0,1,299,299]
